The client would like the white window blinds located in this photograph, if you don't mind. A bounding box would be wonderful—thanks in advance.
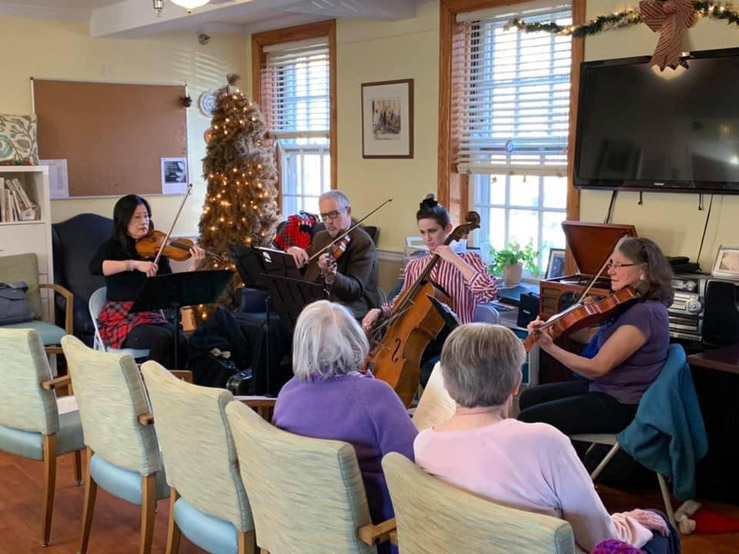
[260,37,330,139]
[453,2,572,175]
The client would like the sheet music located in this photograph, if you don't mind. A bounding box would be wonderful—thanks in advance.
[412,363,456,431]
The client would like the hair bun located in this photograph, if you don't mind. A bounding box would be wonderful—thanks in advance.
[420,194,438,210]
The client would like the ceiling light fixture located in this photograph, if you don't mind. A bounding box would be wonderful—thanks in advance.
[153,0,164,17]
[170,0,211,13]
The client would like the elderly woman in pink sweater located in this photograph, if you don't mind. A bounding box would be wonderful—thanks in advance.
[414,323,677,554]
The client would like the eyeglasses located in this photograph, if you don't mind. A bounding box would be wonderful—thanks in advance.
[319,208,346,221]
[607,261,640,270]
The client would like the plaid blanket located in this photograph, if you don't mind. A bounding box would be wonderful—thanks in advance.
[98,300,167,349]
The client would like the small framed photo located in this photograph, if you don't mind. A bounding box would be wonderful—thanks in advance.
[546,248,566,279]
[361,79,414,159]
[711,245,739,280]
[161,157,188,194]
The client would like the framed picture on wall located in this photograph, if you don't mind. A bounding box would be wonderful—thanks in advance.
[361,79,414,159]
[546,248,566,279]
[711,245,739,280]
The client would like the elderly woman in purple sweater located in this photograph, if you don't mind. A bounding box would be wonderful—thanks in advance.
[272,300,418,534]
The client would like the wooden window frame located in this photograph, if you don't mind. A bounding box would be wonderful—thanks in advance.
[438,0,585,271]
[252,20,338,194]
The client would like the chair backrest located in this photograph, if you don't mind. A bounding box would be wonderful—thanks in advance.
[0,253,42,319]
[61,335,161,475]
[382,453,576,554]
[52,213,112,304]
[225,401,376,554]
[141,361,253,531]
[88,287,106,350]
[0,329,58,434]
[412,362,456,432]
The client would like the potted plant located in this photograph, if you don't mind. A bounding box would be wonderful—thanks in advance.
[489,241,540,286]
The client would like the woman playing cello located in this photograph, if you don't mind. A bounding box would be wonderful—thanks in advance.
[362,195,498,384]
[89,194,205,368]
[518,237,673,435]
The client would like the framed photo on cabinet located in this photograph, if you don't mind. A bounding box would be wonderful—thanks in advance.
[361,79,414,159]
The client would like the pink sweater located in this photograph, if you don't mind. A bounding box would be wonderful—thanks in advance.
[414,419,653,553]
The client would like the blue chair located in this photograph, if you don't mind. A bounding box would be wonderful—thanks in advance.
[141,361,256,554]
[0,329,84,546]
[61,335,169,554]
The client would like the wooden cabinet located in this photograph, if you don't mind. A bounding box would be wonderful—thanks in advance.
[0,166,53,319]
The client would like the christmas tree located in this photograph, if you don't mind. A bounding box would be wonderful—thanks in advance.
[197,74,279,317]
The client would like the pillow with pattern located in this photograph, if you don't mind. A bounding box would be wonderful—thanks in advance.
[0,114,39,165]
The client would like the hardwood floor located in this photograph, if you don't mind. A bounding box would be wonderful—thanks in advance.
[0,452,202,554]
[2,450,738,553]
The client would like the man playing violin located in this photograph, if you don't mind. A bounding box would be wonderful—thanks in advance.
[287,190,381,319]
[90,194,205,368]
[518,237,673,435]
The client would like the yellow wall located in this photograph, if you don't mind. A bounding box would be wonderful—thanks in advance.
[582,0,739,269]
[0,16,250,236]
[336,1,440,251]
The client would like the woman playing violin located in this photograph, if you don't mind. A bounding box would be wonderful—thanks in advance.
[89,194,205,368]
[518,237,673,435]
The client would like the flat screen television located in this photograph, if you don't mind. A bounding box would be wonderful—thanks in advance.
[575,48,739,195]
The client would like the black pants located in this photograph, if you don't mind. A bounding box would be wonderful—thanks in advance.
[123,323,188,370]
[642,510,681,554]
[517,380,638,435]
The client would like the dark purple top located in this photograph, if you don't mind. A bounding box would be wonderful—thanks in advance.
[589,300,670,404]
[272,373,418,525]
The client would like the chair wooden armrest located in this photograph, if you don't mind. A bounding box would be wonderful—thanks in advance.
[41,375,72,391]
[358,518,396,546]
[138,413,155,426]
[235,396,277,421]
[39,283,74,334]
[235,396,277,408]
[170,370,193,383]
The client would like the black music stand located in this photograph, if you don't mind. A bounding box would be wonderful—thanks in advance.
[130,270,233,369]
[260,274,327,334]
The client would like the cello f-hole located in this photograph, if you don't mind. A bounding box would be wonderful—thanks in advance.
[391,338,402,363]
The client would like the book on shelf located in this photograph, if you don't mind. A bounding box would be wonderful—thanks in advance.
[0,177,39,222]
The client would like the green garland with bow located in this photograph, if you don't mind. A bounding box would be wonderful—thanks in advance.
[506,1,739,69]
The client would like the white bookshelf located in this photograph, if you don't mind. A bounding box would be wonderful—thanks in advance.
[0,166,54,320]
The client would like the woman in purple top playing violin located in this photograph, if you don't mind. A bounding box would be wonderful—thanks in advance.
[518,237,674,435]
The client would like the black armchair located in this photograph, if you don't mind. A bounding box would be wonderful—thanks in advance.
[52,213,112,346]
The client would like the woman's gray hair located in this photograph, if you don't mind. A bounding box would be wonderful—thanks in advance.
[319,190,350,209]
[292,300,369,380]
[441,323,525,408]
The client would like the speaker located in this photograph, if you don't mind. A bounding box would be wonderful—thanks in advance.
[517,292,540,328]
[702,280,739,347]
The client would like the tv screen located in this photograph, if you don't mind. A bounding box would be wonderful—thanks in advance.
[575,48,739,194]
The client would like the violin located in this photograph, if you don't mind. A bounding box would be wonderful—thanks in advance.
[135,230,222,263]
[523,286,639,352]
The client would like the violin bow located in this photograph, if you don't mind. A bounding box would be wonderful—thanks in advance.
[307,198,393,262]
[152,183,193,268]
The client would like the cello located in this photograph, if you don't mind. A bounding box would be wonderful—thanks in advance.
[364,211,481,406]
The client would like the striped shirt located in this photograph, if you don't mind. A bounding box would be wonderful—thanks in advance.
[387,252,498,324]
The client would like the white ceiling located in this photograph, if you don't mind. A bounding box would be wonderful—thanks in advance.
[0,0,423,36]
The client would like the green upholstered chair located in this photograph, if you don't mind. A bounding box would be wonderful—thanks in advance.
[0,253,73,361]
[382,452,576,554]
[0,328,84,546]
[140,361,256,554]
[60,335,168,554]
[224,401,395,554]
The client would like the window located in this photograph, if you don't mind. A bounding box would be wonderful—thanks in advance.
[452,2,572,271]
[256,26,334,216]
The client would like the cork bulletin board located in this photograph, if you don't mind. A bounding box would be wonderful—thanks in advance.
[32,79,188,198]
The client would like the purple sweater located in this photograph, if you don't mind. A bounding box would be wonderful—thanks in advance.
[272,373,418,524]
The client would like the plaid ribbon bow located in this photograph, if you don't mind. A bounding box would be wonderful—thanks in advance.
[639,0,698,70]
